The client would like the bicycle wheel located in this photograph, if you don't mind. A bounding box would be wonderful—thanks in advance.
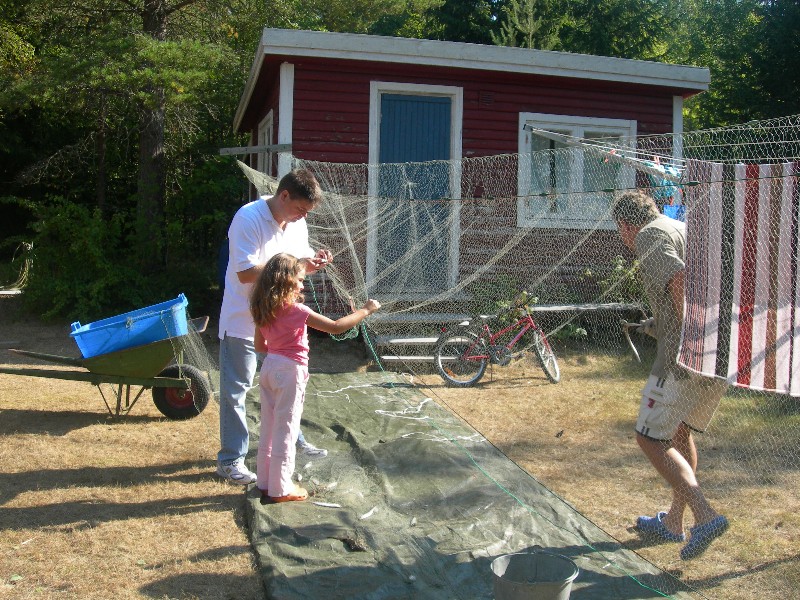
[531,330,560,384]
[434,330,488,387]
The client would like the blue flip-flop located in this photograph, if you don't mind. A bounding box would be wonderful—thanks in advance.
[636,511,686,542]
[680,515,729,560]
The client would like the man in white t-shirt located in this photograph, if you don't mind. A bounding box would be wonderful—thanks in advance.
[217,169,333,484]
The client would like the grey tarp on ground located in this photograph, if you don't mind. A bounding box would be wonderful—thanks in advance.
[245,372,692,599]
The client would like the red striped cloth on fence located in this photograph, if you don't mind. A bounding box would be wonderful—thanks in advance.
[678,160,800,397]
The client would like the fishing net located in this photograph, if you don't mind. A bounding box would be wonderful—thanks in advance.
[0,242,33,296]
[233,114,800,598]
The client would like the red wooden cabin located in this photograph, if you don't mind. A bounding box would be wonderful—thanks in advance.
[232,29,708,334]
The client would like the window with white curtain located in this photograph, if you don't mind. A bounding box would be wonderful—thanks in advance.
[517,113,637,229]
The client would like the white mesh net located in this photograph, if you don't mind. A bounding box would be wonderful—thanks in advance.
[236,114,800,598]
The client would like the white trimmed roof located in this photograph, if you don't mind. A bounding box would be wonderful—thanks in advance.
[234,28,710,132]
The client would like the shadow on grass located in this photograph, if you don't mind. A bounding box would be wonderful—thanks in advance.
[420,376,557,392]
[0,460,222,508]
[0,490,243,532]
[139,572,263,600]
[679,552,800,590]
[0,407,167,436]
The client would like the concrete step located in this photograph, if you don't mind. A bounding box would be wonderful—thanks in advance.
[365,313,464,368]
[378,355,436,362]
[373,335,439,346]
[370,312,469,324]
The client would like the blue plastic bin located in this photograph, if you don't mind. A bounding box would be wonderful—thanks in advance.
[70,294,189,359]
[663,204,686,221]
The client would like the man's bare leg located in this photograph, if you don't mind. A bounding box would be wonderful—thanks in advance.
[637,430,719,529]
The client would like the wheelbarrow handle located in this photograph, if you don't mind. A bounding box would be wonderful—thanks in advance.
[8,348,85,367]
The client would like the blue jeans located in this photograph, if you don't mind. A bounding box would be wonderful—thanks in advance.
[217,334,308,466]
[218,334,257,465]
[297,428,308,446]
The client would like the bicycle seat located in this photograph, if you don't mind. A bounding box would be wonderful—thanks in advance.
[477,314,497,321]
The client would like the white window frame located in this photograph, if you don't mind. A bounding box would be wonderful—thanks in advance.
[517,113,637,230]
[276,62,294,178]
[256,110,274,176]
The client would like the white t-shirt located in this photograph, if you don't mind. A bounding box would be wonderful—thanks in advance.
[218,197,313,340]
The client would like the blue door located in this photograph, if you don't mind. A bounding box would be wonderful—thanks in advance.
[375,94,452,294]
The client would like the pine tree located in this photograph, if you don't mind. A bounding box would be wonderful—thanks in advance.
[492,0,562,50]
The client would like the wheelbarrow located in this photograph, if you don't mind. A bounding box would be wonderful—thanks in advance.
[0,316,213,420]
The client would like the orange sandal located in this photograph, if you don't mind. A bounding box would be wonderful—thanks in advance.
[266,484,308,503]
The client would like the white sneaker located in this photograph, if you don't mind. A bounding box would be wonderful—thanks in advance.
[297,440,328,458]
[216,459,256,485]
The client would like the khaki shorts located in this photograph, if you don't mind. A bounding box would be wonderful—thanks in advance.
[635,372,727,441]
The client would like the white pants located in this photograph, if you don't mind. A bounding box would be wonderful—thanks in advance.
[256,354,309,496]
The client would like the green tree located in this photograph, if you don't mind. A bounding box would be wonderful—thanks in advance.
[753,0,800,118]
[4,1,227,263]
[0,0,35,91]
[0,0,268,316]
[369,0,438,38]
[666,0,764,128]
[297,0,408,33]
[559,0,672,59]
[424,0,506,44]
[492,0,563,49]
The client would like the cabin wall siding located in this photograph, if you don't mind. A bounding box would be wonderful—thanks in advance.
[241,53,679,312]
[248,57,675,164]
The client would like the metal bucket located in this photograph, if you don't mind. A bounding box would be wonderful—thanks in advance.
[491,551,579,600]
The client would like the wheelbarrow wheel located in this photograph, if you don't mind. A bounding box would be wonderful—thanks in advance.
[152,364,211,420]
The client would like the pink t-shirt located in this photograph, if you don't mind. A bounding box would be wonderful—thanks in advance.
[259,302,312,366]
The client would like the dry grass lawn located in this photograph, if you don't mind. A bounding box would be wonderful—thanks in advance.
[0,298,264,600]
[415,346,800,600]
[2,295,799,599]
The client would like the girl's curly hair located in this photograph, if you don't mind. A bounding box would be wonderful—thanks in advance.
[249,253,304,327]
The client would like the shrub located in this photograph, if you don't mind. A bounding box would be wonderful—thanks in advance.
[23,197,149,321]
[585,255,650,311]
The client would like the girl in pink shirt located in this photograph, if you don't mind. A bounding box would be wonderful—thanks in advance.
[249,252,380,502]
